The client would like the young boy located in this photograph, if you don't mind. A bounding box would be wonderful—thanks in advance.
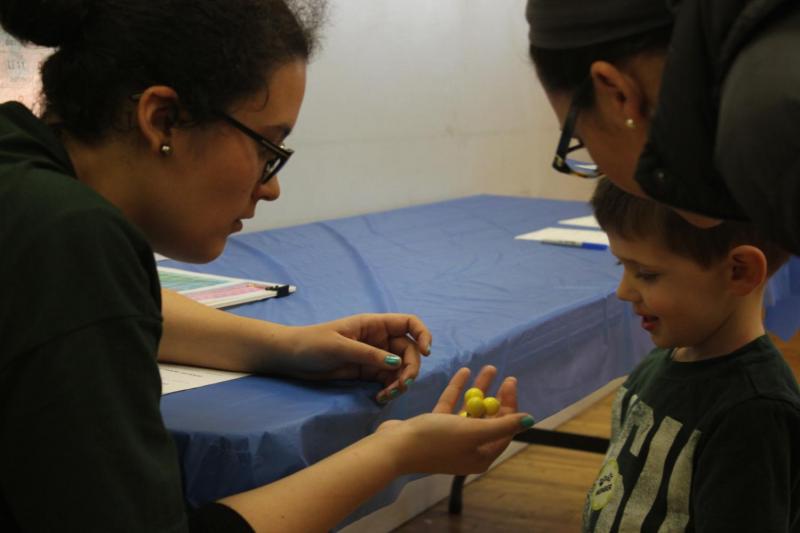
[584,178,800,531]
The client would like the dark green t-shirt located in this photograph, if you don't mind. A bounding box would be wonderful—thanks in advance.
[583,336,800,531]
[0,103,249,532]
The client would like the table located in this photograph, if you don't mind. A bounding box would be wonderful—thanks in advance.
[159,195,800,527]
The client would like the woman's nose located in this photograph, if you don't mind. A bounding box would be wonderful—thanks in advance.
[257,175,281,201]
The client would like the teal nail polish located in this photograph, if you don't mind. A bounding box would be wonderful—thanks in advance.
[520,415,535,429]
[384,355,401,366]
[376,394,389,405]
[404,378,415,387]
[389,388,400,399]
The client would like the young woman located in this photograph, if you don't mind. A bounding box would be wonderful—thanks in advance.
[0,1,533,531]
[525,0,800,254]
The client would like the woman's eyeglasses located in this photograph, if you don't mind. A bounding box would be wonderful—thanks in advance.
[552,79,603,179]
[217,113,294,184]
[129,93,294,184]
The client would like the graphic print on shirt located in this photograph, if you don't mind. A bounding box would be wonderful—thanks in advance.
[584,387,701,532]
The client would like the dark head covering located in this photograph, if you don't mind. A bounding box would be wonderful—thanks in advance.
[634,0,799,237]
[526,0,674,50]
[527,0,800,254]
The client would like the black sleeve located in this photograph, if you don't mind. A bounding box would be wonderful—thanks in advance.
[716,3,800,254]
[1,319,189,532]
[0,206,189,531]
[692,398,800,532]
[189,503,254,533]
[1,186,256,531]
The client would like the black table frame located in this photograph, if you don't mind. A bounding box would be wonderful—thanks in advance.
[448,428,610,514]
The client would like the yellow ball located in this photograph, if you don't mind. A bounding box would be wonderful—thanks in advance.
[459,410,469,417]
[466,397,487,418]
[464,387,484,403]
[483,397,500,416]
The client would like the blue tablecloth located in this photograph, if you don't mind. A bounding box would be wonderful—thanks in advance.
[159,195,800,526]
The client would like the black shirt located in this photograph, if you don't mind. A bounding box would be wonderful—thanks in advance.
[584,336,800,531]
[0,102,251,532]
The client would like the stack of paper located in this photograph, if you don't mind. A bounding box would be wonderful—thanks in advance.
[158,266,295,309]
[514,215,609,250]
[159,363,249,395]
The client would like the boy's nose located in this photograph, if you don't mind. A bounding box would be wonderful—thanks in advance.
[616,276,639,302]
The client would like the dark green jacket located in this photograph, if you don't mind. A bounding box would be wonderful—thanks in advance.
[0,102,250,532]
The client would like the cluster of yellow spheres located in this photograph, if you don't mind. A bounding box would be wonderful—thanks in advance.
[459,387,501,418]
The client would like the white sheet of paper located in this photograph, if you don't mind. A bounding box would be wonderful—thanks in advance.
[159,363,249,395]
[515,227,610,245]
[558,215,600,228]
[154,253,168,262]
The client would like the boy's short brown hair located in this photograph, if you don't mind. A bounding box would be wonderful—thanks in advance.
[591,178,790,276]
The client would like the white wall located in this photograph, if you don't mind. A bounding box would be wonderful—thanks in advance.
[247,0,595,231]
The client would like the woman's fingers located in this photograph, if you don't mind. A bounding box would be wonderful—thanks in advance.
[374,336,426,402]
[470,365,498,395]
[390,336,422,383]
[376,313,432,356]
[496,376,518,416]
[432,367,472,413]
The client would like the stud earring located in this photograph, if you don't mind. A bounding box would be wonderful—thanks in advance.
[160,144,172,156]
[625,118,636,129]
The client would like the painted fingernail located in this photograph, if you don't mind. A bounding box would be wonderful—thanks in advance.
[385,355,401,366]
[389,388,400,399]
[520,416,535,429]
[376,394,390,405]
[404,378,415,387]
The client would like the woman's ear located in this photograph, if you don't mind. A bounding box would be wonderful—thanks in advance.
[727,245,768,296]
[589,60,648,130]
[134,86,181,154]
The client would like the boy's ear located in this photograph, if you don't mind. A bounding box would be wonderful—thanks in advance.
[726,245,768,295]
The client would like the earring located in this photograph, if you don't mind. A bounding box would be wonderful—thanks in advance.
[625,118,636,129]
[160,144,173,156]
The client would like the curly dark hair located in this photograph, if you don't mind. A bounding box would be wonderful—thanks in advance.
[0,0,326,141]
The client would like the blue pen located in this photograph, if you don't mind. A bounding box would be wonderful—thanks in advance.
[540,239,608,251]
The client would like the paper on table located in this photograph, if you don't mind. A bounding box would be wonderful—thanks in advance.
[558,215,600,228]
[159,363,249,395]
[158,266,295,308]
[515,227,610,246]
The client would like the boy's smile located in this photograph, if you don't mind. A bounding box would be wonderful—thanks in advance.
[640,314,659,332]
[608,234,747,360]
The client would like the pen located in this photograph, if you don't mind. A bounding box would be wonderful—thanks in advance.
[261,283,292,298]
[540,239,608,251]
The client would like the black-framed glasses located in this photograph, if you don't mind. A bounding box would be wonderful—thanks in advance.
[129,93,293,184]
[217,113,294,184]
[552,79,603,179]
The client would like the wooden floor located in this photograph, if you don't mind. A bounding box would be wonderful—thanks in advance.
[393,331,800,532]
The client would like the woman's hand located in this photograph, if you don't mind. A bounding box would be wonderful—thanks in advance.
[268,313,432,402]
[377,365,535,476]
